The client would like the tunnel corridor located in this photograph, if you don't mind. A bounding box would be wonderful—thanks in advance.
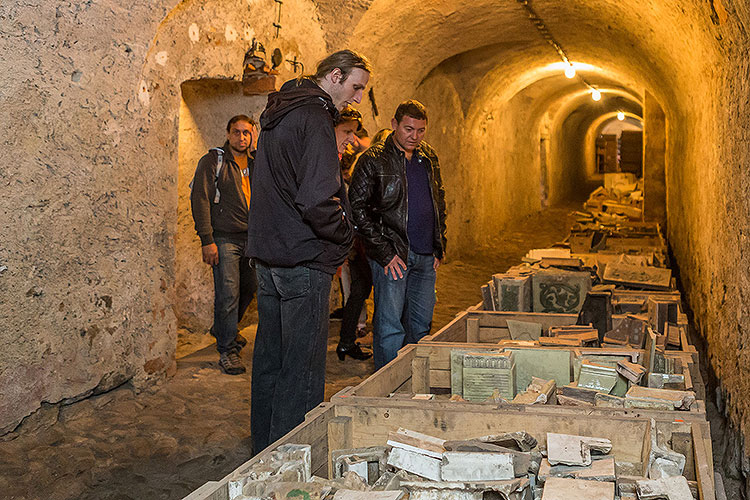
[2,0,750,497]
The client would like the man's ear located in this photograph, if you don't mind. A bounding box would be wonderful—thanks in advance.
[391,118,398,130]
[329,67,343,84]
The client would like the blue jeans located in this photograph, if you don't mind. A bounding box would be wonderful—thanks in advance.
[369,250,437,370]
[212,236,257,354]
[250,262,332,454]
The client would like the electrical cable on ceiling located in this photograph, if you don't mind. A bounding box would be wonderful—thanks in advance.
[516,0,601,100]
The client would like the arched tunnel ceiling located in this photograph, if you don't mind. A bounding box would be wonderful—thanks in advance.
[348,0,721,123]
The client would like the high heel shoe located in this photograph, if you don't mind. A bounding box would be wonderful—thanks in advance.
[336,342,373,361]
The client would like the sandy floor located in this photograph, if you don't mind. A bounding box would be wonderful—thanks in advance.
[0,203,734,499]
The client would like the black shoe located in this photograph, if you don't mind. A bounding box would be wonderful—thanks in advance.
[329,308,344,320]
[235,333,248,349]
[219,351,246,375]
[336,342,372,361]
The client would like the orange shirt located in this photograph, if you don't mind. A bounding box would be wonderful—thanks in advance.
[235,154,251,208]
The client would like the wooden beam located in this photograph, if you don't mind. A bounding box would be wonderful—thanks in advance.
[411,356,430,394]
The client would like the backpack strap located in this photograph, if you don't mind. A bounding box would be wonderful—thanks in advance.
[208,148,224,203]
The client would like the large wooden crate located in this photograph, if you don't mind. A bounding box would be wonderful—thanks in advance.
[427,310,699,362]
[185,401,715,500]
[333,341,706,419]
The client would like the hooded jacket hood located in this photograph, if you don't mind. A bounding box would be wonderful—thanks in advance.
[260,78,339,130]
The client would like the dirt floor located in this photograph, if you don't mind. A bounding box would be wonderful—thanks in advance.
[0,203,736,499]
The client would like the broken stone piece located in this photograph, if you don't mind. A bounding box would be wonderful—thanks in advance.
[513,377,557,405]
[558,383,598,404]
[462,351,516,401]
[476,431,538,452]
[616,359,646,384]
[541,476,615,500]
[624,386,695,411]
[646,420,686,480]
[594,393,624,408]
[402,477,529,500]
[331,446,388,483]
[332,490,404,500]
[557,394,595,407]
[647,373,685,390]
[636,476,692,499]
[441,451,516,481]
[386,428,445,459]
[385,446,441,481]
[507,319,542,341]
[538,456,616,483]
[577,362,618,393]
[546,433,612,467]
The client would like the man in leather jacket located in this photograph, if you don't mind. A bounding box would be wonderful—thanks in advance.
[349,100,447,369]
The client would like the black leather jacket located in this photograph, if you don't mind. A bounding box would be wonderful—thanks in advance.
[349,133,447,267]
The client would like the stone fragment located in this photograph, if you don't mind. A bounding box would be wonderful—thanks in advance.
[603,314,648,347]
[646,420,686,479]
[546,433,612,467]
[541,476,615,499]
[513,376,557,404]
[557,394,594,407]
[539,337,582,347]
[577,362,618,393]
[558,383,598,404]
[594,393,624,408]
[647,298,678,334]
[602,263,672,291]
[386,446,442,481]
[616,359,646,384]
[332,446,388,483]
[462,351,516,401]
[476,431,538,452]
[538,456,616,483]
[647,372,685,390]
[532,270,592,314]
[507,348,572,394]
[636,476,693,499]
[387,428,445,459]
[666,323,682,347]
[481,282,495,311]
[493,273,533,312]
[506,319,542,341]
[624,386,695,411]
[332,490,404,500]
[451,348,501,396]
[402,477,529,500]
[577,290,613,342]
[440,451,515,481]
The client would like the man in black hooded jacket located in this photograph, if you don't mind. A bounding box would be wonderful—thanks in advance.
[247,49,372,454]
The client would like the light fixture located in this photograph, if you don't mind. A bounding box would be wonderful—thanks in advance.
[591,89,602,101]
[617,111,625,121]
[564,65,576,79]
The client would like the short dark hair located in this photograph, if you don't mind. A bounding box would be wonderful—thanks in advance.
[394,100,428,123]
[314,50,372,83]
[336,106,363,131]
[226,115,256,132]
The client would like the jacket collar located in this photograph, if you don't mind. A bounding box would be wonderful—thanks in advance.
[384,133,426,161]
[221,141,255,162]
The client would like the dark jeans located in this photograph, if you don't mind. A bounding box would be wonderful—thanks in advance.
[339,251,372,346]
[369,250,436,370]
[250,262,332,454]
[212,236,257,354]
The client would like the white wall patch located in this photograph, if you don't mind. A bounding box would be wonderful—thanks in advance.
[188,23,199,42]
[155,51,168,66]
[225,24,238,41]
[138,80,150,107]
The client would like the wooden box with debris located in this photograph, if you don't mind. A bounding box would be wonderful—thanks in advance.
[425,309,699,361]
[183,401,716,500]
[333,341,706,421]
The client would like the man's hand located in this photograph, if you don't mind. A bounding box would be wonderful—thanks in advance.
[384,255,407,280]
[433,257,441,270]
[202,243,219,266]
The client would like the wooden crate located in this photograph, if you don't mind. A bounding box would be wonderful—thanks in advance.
[185,401,716,500]
[334,342,706,419]
[426,310,698,361]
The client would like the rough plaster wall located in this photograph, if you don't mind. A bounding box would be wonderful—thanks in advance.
[643,91,667,227]
[665,2,750,469]
[176,81,266,332]
[0,0,327,432]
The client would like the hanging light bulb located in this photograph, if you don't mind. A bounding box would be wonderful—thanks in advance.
[617,111,625,121]
[591,89,601,101]
[564,64,576,79]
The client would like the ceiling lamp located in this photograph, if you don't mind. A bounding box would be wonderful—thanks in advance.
[564,65,576,79]
[591,89,602,101]
[617,111,625,121]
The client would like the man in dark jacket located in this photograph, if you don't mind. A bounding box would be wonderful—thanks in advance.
[247,49,372,454]
[190,115,257,375]
[349,100,447,370]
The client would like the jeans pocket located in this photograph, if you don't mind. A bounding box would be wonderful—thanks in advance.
[271,266,311,299]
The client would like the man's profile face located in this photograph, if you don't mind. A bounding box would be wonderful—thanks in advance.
[227,120,255,154]
[391,115,427,153]
[335,120,359,154]
[328,68,370,111]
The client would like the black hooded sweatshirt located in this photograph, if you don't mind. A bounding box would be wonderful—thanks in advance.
[246,78,353,274]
